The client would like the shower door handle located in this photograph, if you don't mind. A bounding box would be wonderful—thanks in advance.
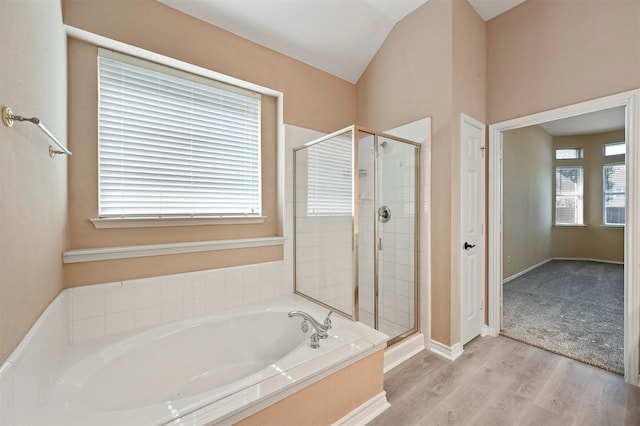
[464,242,476,250]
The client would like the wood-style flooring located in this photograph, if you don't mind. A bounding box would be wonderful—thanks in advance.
[368,336,640,426]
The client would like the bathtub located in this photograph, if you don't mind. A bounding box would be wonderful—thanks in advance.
[30,295,388,425]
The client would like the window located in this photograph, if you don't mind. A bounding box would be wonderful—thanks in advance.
[603,162,626,225]
[604,142,626,157]
[555,148,582,159]
[98,49,261,218]
[307,136,352,216]
[555,166,584,225]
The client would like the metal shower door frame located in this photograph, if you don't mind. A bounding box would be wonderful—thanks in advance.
[293,125,421,345]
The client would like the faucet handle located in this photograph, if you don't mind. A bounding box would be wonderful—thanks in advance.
[324,311,333,329]
[300,319,309,333]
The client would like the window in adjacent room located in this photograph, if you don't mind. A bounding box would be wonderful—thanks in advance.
[603,162,626,226]
[604,141,626,157]
[555,148,582,159]
[97,49,262,218]
[555,166,584,225]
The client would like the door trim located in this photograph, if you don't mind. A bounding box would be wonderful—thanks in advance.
[488,89,640,386]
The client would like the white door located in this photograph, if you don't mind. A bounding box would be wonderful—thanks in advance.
[460,113,486,346]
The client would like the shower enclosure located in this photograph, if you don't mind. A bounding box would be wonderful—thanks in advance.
[294,125,420,345]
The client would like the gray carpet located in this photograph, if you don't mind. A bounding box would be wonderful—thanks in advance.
[502,260,624,375]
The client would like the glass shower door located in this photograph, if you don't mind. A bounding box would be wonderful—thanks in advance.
[376,136,418,340]
[294,128,355,317]
[295,126,420,345]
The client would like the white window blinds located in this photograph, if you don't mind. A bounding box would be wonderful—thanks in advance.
[307,137,353,216]
[555,166,584,225]
[98,50,261,217]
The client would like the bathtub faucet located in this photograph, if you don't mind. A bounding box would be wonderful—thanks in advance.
[288,310,333,348]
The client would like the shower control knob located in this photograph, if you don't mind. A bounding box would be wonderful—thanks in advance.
[378,206,391,223]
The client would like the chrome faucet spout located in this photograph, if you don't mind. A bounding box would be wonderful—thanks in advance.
[288,310,330,340]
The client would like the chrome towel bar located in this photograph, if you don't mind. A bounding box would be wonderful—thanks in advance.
[2,106,72,157]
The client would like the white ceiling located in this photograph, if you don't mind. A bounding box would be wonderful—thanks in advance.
[467,0,526,21]
[539,107,626,136]
[158,0,525,83]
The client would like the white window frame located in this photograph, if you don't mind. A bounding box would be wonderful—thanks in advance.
[603,161,626,226]
[95,48,265,226]
[604,141,626,157]
[555,147,583,159]
[555,165,584,226]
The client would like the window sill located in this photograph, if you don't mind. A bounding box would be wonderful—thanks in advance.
[90,216,267,229]
[553,224,587,228]
[601,224,625,229]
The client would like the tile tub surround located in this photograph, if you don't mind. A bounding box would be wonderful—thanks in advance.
[70,260,289,342]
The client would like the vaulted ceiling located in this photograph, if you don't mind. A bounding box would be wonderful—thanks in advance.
[157,0,525,84]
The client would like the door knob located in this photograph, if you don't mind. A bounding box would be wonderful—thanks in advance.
[464,242,476,250]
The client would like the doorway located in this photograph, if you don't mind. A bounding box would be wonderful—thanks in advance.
[487,90,640,385]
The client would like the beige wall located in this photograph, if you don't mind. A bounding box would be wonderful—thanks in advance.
[0,0,68,362]
[61,0,356,286]
[503,126,553,279]
[487,0,640,124]
[356,0,485,345]
[552,130,625,262]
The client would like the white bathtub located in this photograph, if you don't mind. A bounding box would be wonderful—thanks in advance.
[31,295,387,425]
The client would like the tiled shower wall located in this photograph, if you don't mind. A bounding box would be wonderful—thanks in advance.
[358,138,417,335]
[378,142,417,334]
[295,216,353,314]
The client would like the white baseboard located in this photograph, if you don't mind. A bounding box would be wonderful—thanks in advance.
[429,339,463,361]
[480,325,489,337]
[503,258,552,283]
[333,391,390,426]
[384,333,425,373]
[552,257,624,265]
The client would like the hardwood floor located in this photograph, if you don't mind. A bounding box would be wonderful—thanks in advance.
[368,336,640,426]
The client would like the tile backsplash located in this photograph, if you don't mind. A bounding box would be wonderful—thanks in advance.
[70,260,290,342]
